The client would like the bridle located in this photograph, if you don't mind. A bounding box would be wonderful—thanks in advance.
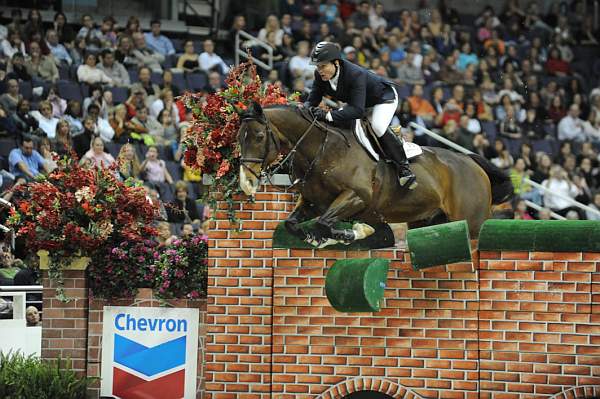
[239,114,280,180]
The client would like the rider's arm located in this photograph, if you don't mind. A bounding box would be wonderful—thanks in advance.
[329,69,366,122]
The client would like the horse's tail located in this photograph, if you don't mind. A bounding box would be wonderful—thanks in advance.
[467,153,514,204]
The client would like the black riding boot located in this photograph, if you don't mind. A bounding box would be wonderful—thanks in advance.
[379,129,417,189]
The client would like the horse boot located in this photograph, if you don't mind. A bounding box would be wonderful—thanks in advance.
[379,129,417,190]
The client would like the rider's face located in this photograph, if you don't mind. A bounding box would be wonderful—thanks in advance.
[317,61,337,81]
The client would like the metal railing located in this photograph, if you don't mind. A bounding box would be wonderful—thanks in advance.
[409,122,600,219]
[235,30,273,72]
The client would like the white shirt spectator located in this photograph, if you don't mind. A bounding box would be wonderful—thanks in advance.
[558,105,586,142]
[97,59,130,86]
[289,54,315,81]
[541,178,579,209]
[198,52,230,74]
[77,64,113,85]
[95,117,115,142]
[30,111,59,139]
[1,39,26,58]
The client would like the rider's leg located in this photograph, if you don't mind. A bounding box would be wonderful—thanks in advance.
[371,87,416,189]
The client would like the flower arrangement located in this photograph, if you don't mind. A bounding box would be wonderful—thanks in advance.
[7,157,157,301]
[153,235,208,300]
[181,58,299,223]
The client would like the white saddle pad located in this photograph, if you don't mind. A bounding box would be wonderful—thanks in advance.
[353,120,423,162]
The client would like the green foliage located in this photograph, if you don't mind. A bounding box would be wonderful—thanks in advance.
[0,352,96,399]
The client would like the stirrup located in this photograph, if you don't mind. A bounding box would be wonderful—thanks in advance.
[399,174,418,190]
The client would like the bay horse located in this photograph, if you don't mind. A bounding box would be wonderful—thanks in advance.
[238,103,512,247]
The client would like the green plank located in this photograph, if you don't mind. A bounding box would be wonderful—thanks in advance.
[407,220,472,270]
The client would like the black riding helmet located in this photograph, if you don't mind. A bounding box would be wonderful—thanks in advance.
[310,41,341,65]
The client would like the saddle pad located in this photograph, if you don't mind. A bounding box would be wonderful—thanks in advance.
[353,120,423,161]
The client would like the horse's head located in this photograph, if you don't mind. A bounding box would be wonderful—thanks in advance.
[238,101,280,196]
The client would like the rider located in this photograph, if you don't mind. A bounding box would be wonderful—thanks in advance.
[305,41,416,189]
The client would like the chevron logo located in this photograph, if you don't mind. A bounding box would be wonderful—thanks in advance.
[112,334,186,398]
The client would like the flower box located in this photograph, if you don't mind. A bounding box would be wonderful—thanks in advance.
[37,250,91,271]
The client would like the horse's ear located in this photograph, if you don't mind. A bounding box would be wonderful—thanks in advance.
[251,101,263,116]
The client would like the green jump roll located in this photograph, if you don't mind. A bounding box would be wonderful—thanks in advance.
[478,219,600,252]
[407,220,472,270]
[325,258,390,313]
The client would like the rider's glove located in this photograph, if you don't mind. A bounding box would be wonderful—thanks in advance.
[310,106,327,121]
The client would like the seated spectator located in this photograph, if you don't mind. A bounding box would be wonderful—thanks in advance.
[156,221,176,246]
[541,165,580,215]
[101,89,116,120]
[167,180,201,224]
[577,15,599,46]
[131,106,164,144]
[45,85,67,118]
[131,66,161,105]
[545,46,569,77]
[53,12,75,46]
[82,83,103,118]
[144,20,175,58]
[514,199,534,220]
[0,79,22,114]
[116,143,141,180]
[457,42,478,71]
[7,52,32,82]
[202,71,226,94]
[464,102,482,134]
[2,30,27,59]
[80,135,115,169]
[53,119,72,156]
[123,16,142,38]
[586,192,600,221]
[86,103,115,142]
[548,94,567,124]
[491,139,514,170]
[77,52,113,85]
[110,103,136,143]
[30,100,59,139]
[9,136,49,180]
[498,105,522,139]
[0,104,18,137]
[76,14,102,51]
[151,88,179,124]
[435,98,462,128]
[522,108,545,140]
[99,16,117,48]
[143,184,168,220]
[72,116,95,158]
[558,104,586,142]
[45,28,72,66]
[7,9,25,39]
[141,146,173,184]
[97,49,130,87]
[63,100,84,136]
[258,14,284,46]
[69,37,87,66]
[132,32,164,73]
[407,84,436,122]
[396,52,425,85]
[176,40,200,72]
[158,109,178,146]
[199,39,230,75]
[12,99,39,136]
[115,35,138,70]
[160,69,180,97]
[181,223,195,238]
[288,41,315,85]
[39,137,57,172]
[510,158,541,205]
[26,41,58,83]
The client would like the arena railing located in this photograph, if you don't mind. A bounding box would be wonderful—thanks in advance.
[235,30,273,72]
[409,122,600,219]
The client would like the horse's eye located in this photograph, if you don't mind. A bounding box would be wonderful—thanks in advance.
[256,131,265,141]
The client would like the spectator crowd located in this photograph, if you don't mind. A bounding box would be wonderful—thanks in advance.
[0,0,599,264]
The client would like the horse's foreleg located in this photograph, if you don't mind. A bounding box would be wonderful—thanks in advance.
[284,196,315,240]
[311,190,370,246]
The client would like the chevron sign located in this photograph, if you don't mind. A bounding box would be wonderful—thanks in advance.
[100,306,199,399]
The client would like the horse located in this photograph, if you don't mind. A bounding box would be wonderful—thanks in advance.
[238,103,512,247]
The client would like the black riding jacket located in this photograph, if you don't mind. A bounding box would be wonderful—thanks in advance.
[306,59,396,123]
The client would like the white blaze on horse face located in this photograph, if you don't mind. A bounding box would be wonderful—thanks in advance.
[240,165,260,196]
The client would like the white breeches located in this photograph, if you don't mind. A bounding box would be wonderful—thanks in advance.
[368,86,398,138]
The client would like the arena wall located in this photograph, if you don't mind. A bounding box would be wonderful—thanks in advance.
[206,185,600,399]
